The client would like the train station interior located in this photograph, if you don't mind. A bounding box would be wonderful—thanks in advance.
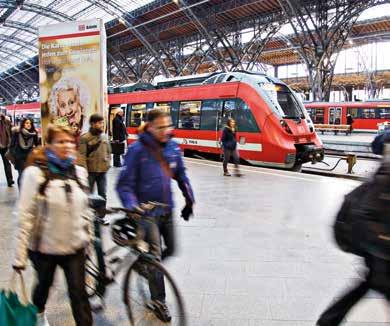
[0,1,389,325]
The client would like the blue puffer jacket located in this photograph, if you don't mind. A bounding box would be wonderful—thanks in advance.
[116,131,195,212]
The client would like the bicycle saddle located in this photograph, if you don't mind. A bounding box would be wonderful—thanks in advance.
[89,195,106,211]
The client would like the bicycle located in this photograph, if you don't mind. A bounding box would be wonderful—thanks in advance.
[86,196,187,325]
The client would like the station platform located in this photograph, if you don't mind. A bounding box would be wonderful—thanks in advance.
[0,159,389,325]
[319,132,377,155]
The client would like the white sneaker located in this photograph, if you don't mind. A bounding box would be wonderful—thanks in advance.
[37,312,50,326]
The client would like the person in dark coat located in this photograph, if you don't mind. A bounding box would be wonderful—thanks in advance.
[116,109,194,322]
[346,114,354,134]
[112,110,127,167]
[0,114,14,186]
[221,118,242,177]
[10,118,39,187]
[317,138,390,326]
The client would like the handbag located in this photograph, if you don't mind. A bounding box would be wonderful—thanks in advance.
[5,149,15,165]
[111,141,125,155]
[0,272,38,326]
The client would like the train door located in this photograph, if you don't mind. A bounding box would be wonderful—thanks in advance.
[217,99,235,145]
[329,107,342,124]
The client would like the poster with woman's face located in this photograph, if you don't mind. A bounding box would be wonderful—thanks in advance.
[39,19,107,141]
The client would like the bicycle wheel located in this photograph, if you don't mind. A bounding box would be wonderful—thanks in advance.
[123,256,186,326]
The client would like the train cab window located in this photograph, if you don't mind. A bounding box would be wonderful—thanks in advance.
[178,101,201,129]
[129,103,147,127]
[200,100,222,130]
[203,76,218,85]
[235,99,260,132]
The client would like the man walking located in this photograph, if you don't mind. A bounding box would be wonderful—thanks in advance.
[116,109,194,322]
[80,113,111,204]
[112,110,127,167]
[0,114,13,187]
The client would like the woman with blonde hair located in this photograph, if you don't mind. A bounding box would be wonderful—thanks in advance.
[12,124,93,326]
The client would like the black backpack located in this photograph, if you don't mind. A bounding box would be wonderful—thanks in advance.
[334,174,390,260]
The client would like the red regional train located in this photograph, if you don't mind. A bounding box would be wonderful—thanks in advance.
[3,71,324,170]
[304,101,390,131]
[108,71,323,170]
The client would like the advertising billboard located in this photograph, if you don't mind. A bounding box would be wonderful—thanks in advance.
[38,19,107,142]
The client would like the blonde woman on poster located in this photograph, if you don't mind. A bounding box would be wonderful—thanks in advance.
[49,76,90,137]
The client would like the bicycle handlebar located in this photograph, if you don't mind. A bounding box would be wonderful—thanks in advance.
[104,201,169,218]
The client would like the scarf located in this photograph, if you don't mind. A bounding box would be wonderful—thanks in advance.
[18,128,36,150]
[45,148,75,176]
[89,127,102,136]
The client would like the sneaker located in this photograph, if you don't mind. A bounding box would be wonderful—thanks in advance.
[37,312,50,326]
[97,217,109,226]
[235,172,243,177]
[147,300,172,322]
[223,172,231,176]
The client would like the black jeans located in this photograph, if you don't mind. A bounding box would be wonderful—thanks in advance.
[113,154,121,167]
[223,148,240,173]
[88,172,107,202]
[0,147,13,185]
[317,257,390,326]
[139,216,175,302]
[28,249,92,326]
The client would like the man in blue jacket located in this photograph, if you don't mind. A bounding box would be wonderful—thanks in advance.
[116,109,194,322]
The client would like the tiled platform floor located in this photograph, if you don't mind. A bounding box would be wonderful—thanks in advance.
[0,157,388,325]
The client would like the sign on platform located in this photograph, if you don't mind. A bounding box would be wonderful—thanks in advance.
[38,19,107,142]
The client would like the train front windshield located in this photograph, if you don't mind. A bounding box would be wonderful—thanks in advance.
[260,82,304,119]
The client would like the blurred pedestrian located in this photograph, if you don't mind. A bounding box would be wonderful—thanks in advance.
[112,110,127,167]
[221,118,242,177]
[346,113,354,134]
[9,118,39,187]
[79,113,111,201]
[317,138,390,326]
[0,113,14,186]
[12,124,93,326]
[116,109,194,322]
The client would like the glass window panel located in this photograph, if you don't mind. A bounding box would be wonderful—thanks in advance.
[178,101,201,130]
[378,107,390,119]
[129,103,146,127]
[200,100,222,130]
[236,99,260,132]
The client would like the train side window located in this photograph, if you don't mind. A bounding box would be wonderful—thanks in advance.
[220,100,236,128]
[236,99,260,132]
[178,101,201,129]
[348,108,359,119]
[362,108,376,119]
[129,103,147,127]
[378,107,390,119]
[200,100,223,130]
[154,102,171,114]
[308,108,324,124]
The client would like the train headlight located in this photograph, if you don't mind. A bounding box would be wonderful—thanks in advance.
[280,120,292,134]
